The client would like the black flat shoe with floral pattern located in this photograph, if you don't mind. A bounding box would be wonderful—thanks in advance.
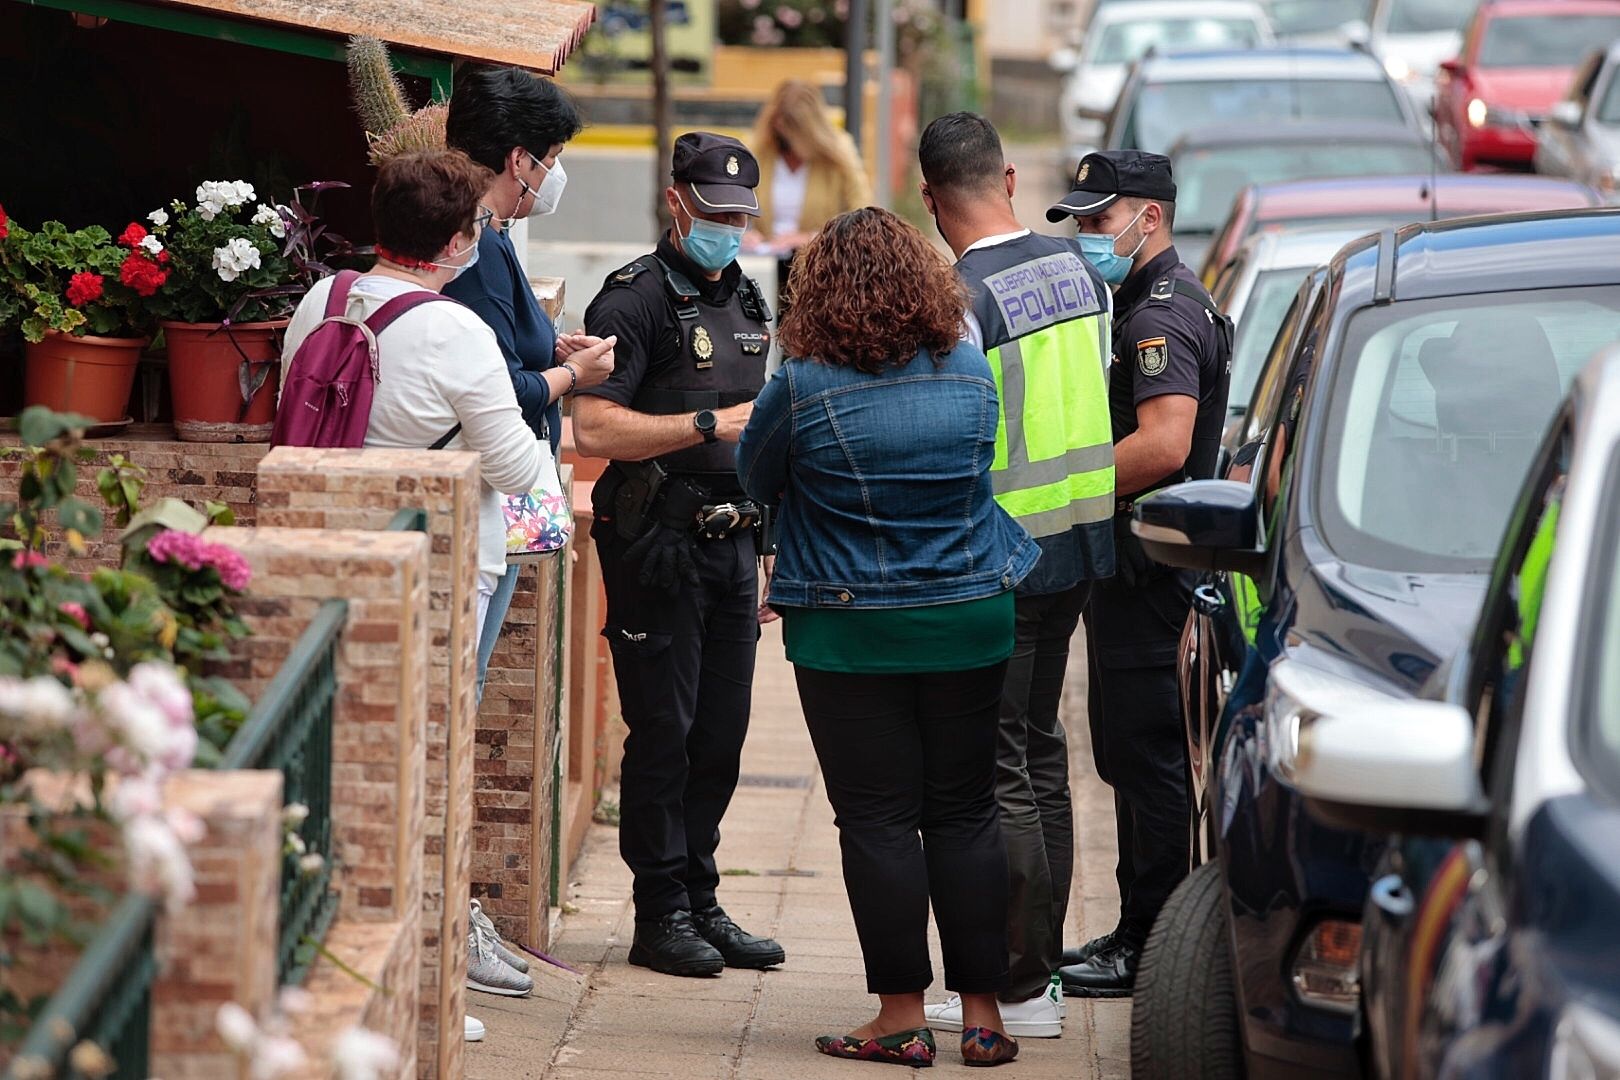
[814,1027,936,1067]
[962,1026,1019,1067]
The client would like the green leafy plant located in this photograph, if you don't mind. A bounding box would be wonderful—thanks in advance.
[0,218,148,343]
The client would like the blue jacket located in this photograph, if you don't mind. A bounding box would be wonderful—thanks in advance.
[738,343,1040,609]
[443,226,561,453]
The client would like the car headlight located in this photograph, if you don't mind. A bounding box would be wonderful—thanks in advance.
[1384,55,1412,82]
[1469,99,1533,129]
[1550,1003,1620,1079]
[1467,98,1489,127]
[1263,660,1394,784]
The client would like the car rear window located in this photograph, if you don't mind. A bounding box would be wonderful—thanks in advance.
[1091,17,1265,65]
[1318,285,1620,571]
[1263,0,1369,36]
[1176,142,1433,232]
[1127,78,1407,153]
[1385,0,1475,35]
[1479,15,1620,69]
[1232,268,1313,412]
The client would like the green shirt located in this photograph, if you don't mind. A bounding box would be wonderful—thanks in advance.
[781,592,1016,674]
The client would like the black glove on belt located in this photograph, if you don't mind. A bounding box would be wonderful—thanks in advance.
[623,478,709,593]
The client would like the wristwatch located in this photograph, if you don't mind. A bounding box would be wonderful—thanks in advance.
[694,409,719,444]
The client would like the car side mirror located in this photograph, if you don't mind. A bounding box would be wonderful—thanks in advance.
[1131,479,1266,577]
[1438,57,1461,76]
[1049,46,1079,74]
[1550,100,1583,128]
[1294,700,1489,838]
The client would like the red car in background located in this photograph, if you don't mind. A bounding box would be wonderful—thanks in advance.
[1199,172,1600,285]
[1435,0,1620,170]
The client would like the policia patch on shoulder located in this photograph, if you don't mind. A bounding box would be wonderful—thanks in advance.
[1138,336,1168,377]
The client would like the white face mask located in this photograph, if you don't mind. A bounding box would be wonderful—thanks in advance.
[518,153,567,218]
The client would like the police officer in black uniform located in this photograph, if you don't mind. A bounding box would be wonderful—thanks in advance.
[573,133,784,977]
[1046,151,1231,997]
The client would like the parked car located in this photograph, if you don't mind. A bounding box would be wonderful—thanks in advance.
[1209,227,1364,429]
[1295,345,1620,1080]
[1199,172,1602,285]
[1102,46,1421,156]
[1053,0,1273,178]
[1535,39,1620,203]
[1434,0,1620,170]
[1126,208,1620,1080]
[1361,0,1478,120]
[1168,121,1432,269]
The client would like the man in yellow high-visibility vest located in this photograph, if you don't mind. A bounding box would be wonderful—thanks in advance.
[917,113,1117,1039]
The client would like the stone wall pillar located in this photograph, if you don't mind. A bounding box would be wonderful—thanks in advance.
[254,450,476,1080]
[151,770,284,1080]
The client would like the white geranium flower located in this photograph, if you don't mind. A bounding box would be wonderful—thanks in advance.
[195,182,227,221]
[333,1027,400,1080]
[147,208,169,228]
[282,802,310,829]
[216,1002,258,1052]
[138,234,164,256]
[252,203,287,240]
[106,774,164,823]
[298,853,325,875]
[250,1034,307,1080]
[128,661,193,728]
[124,814,196,912]
[212,237,262,283]
[0,675,78,732]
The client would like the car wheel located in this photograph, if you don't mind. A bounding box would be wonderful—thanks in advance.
[1130,862,1245,1080]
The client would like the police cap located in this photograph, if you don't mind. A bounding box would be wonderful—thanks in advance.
[1046,150,1177,223]
[672,132,762,218]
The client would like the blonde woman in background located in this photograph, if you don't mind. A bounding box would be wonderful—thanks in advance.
[748,79,873,259]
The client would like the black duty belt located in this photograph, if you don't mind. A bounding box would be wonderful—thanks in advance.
[695,499,760,540]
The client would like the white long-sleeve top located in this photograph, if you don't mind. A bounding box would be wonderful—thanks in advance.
[282,273,545,579]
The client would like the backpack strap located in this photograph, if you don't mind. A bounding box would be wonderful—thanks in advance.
[365,289,459,335]
[430,424,462,450]
[324,270,363,318]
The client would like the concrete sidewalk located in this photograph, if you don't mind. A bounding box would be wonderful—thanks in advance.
[466,623,1130,1078]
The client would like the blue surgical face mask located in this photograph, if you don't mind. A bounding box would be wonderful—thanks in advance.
[676,193,746,272]
[1078,206,1147,286]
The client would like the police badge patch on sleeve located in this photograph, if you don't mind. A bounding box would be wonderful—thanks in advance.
[1137,336,1168,377]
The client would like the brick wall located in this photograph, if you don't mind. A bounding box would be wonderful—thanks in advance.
[256,449,477,1080]
[0,427,266,570]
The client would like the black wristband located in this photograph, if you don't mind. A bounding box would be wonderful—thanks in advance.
[561,362,578,397]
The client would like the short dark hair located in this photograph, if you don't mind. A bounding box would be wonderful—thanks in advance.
[371,150,494,261]
[1128,195,1176,231]
[446,66,583,172]
[917,112,1005,195]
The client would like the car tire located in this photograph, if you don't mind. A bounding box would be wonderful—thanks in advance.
[1130,861,1245,1080]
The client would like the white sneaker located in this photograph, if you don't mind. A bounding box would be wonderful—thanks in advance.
[465,1014,486,1042]
[924,989,1063,1038]
[1050,973,1068,1021]
[467,924,532,996]
[470,900,530,973]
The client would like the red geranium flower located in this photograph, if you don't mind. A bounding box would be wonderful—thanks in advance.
[65,271,104,307]
[119,250,168,297]
[117,222,147,248]
[0,203,9,241]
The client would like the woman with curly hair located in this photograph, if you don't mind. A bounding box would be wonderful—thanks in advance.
[737,208,1037,1069]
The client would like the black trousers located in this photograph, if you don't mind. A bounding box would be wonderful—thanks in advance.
[595,521,759,920]
[796,662,1011,996]
[1083,570,1192,948]
[997,582,1089,1001]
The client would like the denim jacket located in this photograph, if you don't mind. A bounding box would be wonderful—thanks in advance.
[737,342,1040,609]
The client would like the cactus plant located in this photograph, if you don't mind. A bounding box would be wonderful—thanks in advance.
[347,35,411,138]
[346,35,449,165]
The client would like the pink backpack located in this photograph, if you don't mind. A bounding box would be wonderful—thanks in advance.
[271,270,456,448]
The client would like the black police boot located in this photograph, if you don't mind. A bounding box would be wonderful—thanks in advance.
[1058,940,1140,998]
[1059,927,1120,968]
[693,905,786,969]
[628,910,725,977]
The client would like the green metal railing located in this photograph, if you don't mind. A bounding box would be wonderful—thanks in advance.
[3,894,156,1080]
[222,598,348,985]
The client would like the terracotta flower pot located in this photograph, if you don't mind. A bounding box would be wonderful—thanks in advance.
[23,331,146,424]
[161,319,287,443]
